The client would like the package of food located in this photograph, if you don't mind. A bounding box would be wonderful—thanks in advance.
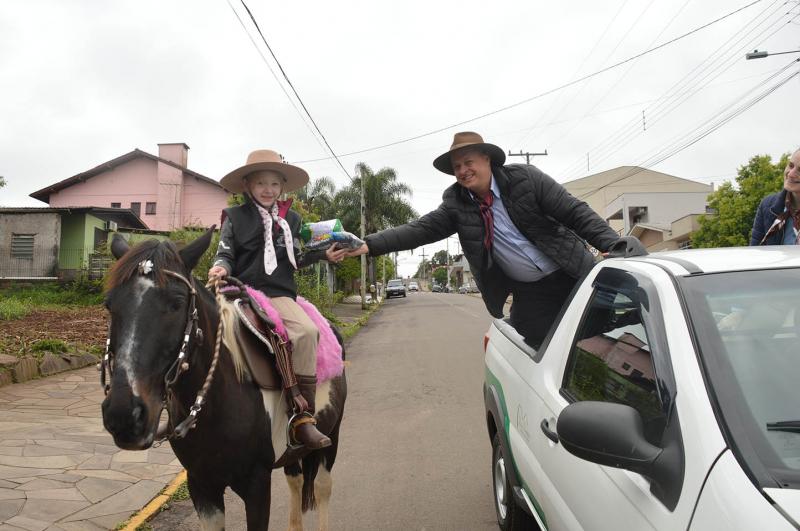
[300,219,343,243]
[301,219,364,252]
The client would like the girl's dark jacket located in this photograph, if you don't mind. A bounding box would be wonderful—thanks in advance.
[365,163,620,318]
[750,189,791,246]
[213,198,325,299]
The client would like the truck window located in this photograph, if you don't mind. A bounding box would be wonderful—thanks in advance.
[562,286,666,446]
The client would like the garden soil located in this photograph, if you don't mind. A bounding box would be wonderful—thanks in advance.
[0,306,107,357]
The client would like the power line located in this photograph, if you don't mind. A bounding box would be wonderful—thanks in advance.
[575,59,799,199]
[297,0,764,164]
[559,0,788,178]
[514,0,631,147]
[233,0,351,179]
[560,0,794,179]
[223,0,326,159]
[542,0,691,152]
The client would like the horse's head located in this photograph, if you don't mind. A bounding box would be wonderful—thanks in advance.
[100,229,214,450]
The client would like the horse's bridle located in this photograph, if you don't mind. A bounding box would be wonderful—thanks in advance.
[99,263,224,442]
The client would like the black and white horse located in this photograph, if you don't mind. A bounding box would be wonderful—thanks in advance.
[100,230,346,530]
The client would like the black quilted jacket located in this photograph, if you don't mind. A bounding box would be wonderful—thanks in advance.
[365,164,619,317]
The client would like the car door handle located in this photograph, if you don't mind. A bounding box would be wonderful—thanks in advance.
[540,418,559,444]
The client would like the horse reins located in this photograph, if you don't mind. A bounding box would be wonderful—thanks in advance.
[99,265,225,443]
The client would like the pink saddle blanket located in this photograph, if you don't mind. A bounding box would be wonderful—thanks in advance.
[245,286,344,384]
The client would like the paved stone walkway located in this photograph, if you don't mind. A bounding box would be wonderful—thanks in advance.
[0,367,181,530]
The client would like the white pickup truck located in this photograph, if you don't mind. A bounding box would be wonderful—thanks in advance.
[483,246,800,530]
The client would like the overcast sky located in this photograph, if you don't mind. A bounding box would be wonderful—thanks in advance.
[1,0,798,276]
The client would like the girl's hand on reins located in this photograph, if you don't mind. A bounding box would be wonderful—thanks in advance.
[208,265,228,280]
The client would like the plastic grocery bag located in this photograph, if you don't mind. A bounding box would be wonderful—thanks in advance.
[301,219,365,251]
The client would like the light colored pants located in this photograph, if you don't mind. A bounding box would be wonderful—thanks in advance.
[270,296,319,376]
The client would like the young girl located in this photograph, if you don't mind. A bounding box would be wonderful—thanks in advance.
[208,149,347,449]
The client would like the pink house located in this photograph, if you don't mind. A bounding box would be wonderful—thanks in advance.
[30,143,230,232]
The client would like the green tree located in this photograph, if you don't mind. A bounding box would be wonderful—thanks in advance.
[291,176,337,221]
[433,268,448,285]
[333,163,417,237]
[431,250,448,266]
[692,153,788,248]
[333,163,417,283]
[0,176,5,188]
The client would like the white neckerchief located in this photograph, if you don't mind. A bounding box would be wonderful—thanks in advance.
[254,201,297,274]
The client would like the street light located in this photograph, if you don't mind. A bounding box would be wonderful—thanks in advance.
[746,48,800,60]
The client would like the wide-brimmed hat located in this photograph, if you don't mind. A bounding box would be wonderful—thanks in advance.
[219,149,309,194]
[433,132,506,175]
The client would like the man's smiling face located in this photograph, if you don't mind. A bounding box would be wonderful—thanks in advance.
[784,149,800,196]
[451,149,492,198]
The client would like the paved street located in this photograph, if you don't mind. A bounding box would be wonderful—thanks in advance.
[151,291,499,530]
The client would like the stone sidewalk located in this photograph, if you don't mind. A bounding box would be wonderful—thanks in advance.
[0,367,182,530]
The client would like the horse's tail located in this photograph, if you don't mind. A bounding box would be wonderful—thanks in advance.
[301,451,321,512]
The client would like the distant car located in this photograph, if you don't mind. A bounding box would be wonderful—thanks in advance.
[408,282,419,292]
[431,284,442,293]
[458,285,469,294]
[385,279,407,299]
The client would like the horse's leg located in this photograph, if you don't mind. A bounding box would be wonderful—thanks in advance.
[230,466,271,531]
[312,418,342,531]
[284,461,304,531]
[187,474,226,531]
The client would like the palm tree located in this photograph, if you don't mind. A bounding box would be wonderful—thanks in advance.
[291,176,338,220]
[333,163,418,284]
[334,163,418,236]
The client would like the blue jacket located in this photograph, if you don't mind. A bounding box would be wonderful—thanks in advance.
[750,190,790,246]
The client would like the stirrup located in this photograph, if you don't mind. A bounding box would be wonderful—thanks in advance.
[286,411,315,450]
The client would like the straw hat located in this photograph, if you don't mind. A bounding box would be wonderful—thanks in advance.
[220,149,309,194]
[432,132,506,175]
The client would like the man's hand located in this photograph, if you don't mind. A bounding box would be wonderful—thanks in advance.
[208,265,228,280]
[347,243,369,257]
[325,244,348,264]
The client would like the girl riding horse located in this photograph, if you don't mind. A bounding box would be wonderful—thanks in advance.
[210,149,348,450]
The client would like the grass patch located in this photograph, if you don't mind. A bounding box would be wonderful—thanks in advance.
[0,282,103,321]
[30,339,70,353]
[169,480,190,502]
[337,301,381,341]
[0,298,30,320]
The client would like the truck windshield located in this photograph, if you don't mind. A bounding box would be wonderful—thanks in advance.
[680,268,800,490]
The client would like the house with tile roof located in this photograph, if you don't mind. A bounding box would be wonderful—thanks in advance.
[30,143,230,232]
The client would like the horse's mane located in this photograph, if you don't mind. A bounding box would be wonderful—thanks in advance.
[105,239,183,292]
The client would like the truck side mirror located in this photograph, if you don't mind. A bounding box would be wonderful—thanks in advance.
[557,401,683,509]
[558,401,661,473]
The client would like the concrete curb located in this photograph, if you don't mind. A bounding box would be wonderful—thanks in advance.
[122,469,187,530]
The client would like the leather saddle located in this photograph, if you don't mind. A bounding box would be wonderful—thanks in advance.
[231,298,283,391]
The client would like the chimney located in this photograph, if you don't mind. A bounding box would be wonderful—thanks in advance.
[158,143,189,167]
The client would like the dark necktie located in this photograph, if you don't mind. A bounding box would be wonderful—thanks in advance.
[479,193,494,251]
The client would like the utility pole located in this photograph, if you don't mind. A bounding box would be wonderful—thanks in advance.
[359,167,367,310]
[507,149,548,165]
[420,247,427,285]
[445,238,451,292]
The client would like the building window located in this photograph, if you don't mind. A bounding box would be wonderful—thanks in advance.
[11,234,34,259]
[130,202,141,216]
[111,202,121,208]
[145,202,157,215]
[678,240,691,250]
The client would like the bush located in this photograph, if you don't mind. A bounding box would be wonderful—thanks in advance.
[0,298,30,320]
[169,227,221,279]
[296,266,343,322]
